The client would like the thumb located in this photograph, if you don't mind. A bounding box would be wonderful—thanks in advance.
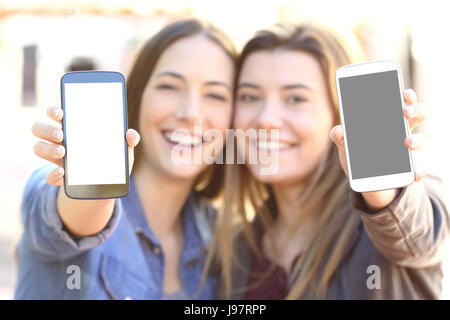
[126,128,140,148]
[329,125,348,177]
[126,129,140,175]
[329,125,344,147]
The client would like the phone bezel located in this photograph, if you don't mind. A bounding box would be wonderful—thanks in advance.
[60,71,129,199]
[335,61,415,193]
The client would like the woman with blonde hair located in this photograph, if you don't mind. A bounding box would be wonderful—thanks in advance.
[211,23,449,299]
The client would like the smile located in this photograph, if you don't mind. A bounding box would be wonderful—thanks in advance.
[161,130,205,148]
[253,140,298,151]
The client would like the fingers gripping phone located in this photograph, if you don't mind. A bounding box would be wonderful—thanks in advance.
[335,61,414,192]
[61,71,129,199]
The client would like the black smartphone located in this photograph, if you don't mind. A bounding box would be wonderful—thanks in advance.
[60,71,129,199]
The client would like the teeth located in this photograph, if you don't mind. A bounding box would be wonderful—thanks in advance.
[164,131,202,146]
[256,140,291,150]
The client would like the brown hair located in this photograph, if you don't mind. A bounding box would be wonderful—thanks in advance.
[210,22,366,299]
[126,18,237,201]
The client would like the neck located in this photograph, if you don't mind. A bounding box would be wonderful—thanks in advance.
[263,181,317,266]
[269,180,319,246]
[133,164,195,239]
[271,181,307,229]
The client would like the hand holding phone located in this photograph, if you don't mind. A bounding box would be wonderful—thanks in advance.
[31,107,139,188]
[30,72,140,236]
[334,61,424,193]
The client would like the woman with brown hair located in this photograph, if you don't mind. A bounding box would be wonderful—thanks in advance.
[212,23,449,299]
[16,18,236,299]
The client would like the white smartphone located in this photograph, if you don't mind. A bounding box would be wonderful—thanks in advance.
[335,61,415,192]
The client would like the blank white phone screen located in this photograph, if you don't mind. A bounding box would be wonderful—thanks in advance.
[64,82,126,185]
[339,70,411,179]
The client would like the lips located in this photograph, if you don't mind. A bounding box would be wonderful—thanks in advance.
[161,129,204,148]
[253,139,298,151]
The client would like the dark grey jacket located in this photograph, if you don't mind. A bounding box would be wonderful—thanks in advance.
[223,175,449,299]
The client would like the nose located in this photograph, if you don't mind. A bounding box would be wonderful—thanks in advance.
[175,92,203,123]
[257,97,283,130]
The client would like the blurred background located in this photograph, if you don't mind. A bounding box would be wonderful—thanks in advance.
[1,0,449,299]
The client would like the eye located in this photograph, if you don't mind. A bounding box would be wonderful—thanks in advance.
[206,93,227,102]
[286,95,307,105]
[238,93,261,103]
[156,83,179,91]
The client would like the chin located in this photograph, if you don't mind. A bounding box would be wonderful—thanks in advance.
[247,163,309,185]
[161,161,207,180]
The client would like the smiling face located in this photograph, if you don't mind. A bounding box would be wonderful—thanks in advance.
[138,35,234,180]
[234,50,335,185]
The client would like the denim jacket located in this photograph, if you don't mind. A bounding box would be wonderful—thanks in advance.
[15,164,217,300]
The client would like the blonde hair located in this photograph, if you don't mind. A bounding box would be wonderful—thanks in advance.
[206,22,366,299]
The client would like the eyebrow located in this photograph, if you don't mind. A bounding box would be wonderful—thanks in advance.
[155,71,185,80]
[281,83,312,91]
[156,72,231,91]
[205,81,232,91]
[238,82,313,91]
[237,82,260,89]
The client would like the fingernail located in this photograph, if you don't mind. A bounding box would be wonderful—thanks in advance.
[330,127,336,140]
[407,107,416,117]
[405,137,412,146]
[52,130,62,140]
[55,146,64,155]
[405,91,410,99]
[56,167,64,176]
[53,109,60,118]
